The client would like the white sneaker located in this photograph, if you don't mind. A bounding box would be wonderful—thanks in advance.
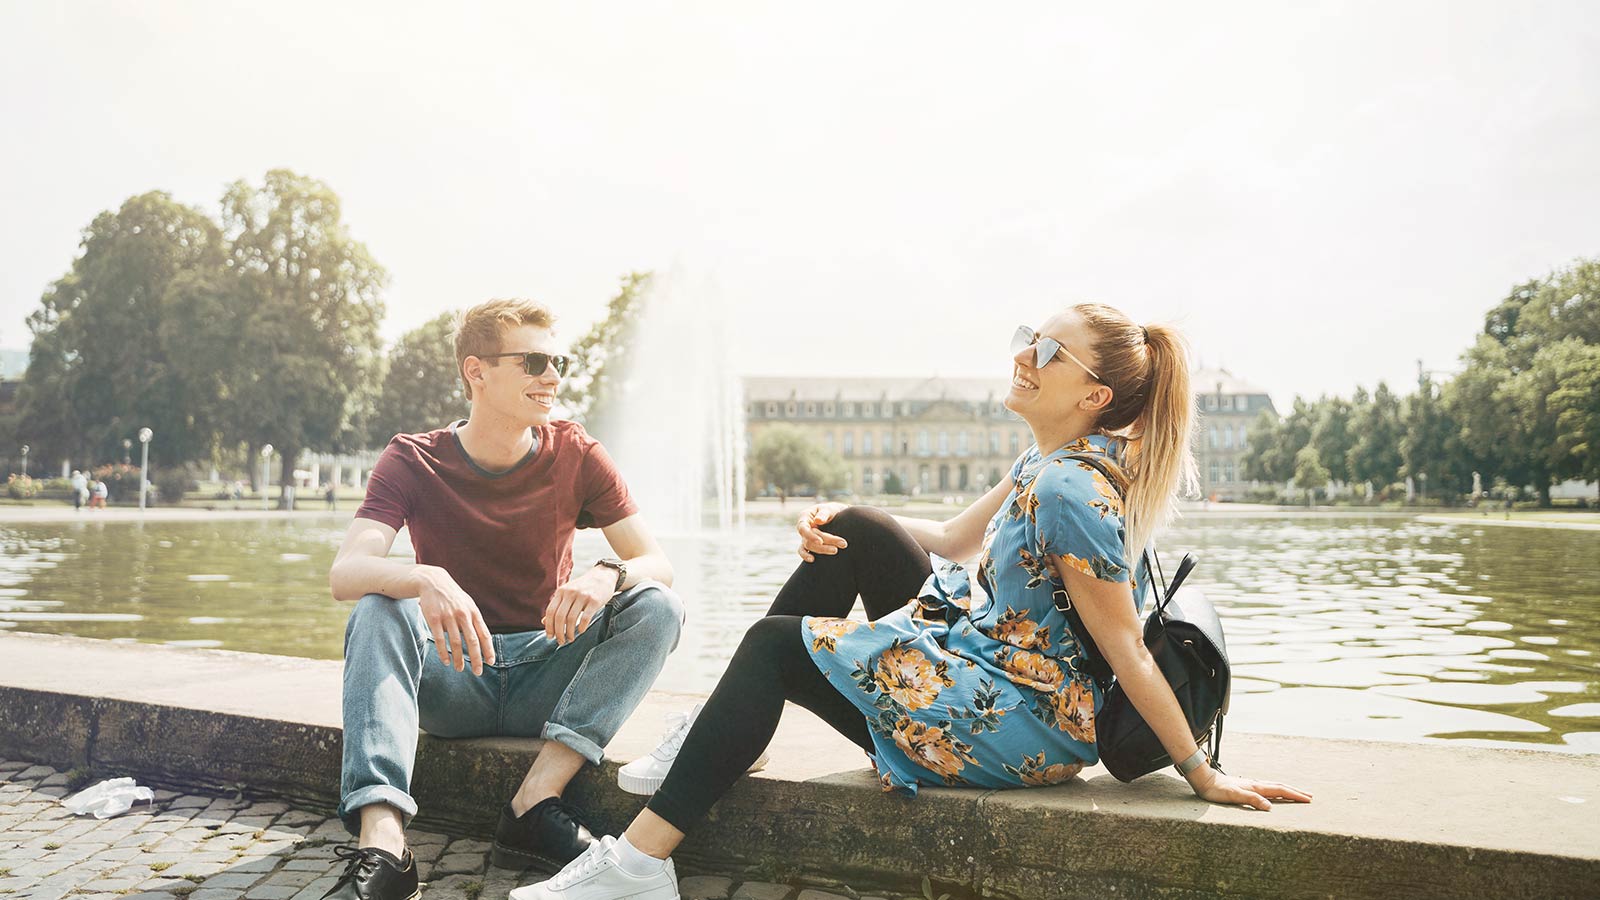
[617,702,769,796]
[507,836,678,900]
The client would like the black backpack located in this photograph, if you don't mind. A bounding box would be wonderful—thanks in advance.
[1050,453,1231,782]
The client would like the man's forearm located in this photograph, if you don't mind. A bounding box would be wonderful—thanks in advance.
[331,556,440,603]
[590,551,674,591]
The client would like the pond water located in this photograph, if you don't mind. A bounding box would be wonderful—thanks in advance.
[2,510,1596,753]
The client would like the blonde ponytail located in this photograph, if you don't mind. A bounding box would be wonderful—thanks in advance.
[1072,305,1199,563]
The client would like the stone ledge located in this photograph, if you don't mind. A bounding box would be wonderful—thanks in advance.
[1,631,1597,899]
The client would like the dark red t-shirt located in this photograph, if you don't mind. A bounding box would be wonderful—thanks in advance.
[355,419,639,631]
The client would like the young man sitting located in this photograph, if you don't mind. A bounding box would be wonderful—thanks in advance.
[322,298,684,900]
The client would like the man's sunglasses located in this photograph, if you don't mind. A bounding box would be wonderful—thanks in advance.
[477,351,573,378]
[1011,325,1101,382]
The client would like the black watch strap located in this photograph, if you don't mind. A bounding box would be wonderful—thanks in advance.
[595,557,627,593]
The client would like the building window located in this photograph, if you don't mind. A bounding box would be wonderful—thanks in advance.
[1209,460,1220,485]
[1209,426,1218,449]
[862,468,874,489]
[1206,395,1218,411]
[1009,432,1020,455]
[824,432,834,452]
[766,402,777,416]
[862,433,873,455]
[918,430,931,456]
[1223,427,1233,449]
[843,432,854,456]
[938,431,950,455]
[957,431,969,456]
[1237,424,1248,449]
[806,402,816,416]
[1224,460,1235,483]
[884,432,894,455]
[825,402,835,417]
[786,402,796,416]
[864,402,875,417]
[989,431,999,454]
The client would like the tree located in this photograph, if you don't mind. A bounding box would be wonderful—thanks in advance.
[371,312,467,445]
[1347,382,1403,493]
[750,424,846,504]
[883,470,906,495]
[1309,395,1355,485]
[1401,367,1469,501]
[1240,409,1285,483]
[18,191,228,467]
[219,170,387,502]
[1242,399,1313,484]
[1545,340,1600,492]
[1516,338,1600,500]
[1293,445,1329,506]
[561,272,650,435]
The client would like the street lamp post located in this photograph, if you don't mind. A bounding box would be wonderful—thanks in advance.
[260,444,274,511]
[19,445,27,478]
[138,428,153,511]
[123,439,132,466]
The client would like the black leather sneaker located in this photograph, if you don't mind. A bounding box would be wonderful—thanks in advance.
[320,845,418,900]
[491,797,601,873]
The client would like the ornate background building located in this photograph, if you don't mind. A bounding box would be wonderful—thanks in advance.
[744,368,1277,500]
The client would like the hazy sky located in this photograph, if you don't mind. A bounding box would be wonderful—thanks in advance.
[4,1,1597,409]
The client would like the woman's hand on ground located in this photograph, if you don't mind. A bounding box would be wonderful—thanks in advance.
[1187,766,1312,811]
[417,566,495,675]
[796,502,851,562]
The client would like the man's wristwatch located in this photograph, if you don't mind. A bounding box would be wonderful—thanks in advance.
[594,557,628,594]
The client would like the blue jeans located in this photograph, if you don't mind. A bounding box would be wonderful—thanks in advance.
[337,581,685,835]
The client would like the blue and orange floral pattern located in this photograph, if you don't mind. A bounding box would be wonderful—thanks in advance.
[800,433,1150,795]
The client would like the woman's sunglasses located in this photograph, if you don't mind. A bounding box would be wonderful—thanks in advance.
[1010,325,1101,382]
[478,351,573,378]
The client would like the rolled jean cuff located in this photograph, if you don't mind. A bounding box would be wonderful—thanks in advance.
[338,785,418,837]
[541,722,605,766]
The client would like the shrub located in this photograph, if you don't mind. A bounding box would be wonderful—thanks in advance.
[91,463,142,503]
[155,468,196,505]
[5,474,39,499]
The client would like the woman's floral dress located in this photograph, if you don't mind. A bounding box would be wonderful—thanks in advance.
[800,433,1151,794]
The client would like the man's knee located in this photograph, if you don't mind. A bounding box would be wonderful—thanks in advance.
[344,593,420,648]
[624,582,685,634]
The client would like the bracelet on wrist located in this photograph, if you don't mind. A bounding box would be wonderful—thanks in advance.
[1174,747,1209,778]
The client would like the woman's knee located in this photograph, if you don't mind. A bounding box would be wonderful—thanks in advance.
[818,504,898,542]
[736,614,802,661]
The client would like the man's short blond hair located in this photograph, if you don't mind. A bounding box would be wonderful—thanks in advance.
[453,298,557,399]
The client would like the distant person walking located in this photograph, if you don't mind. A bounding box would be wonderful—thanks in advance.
[325,483,337,510]
[90,479,108,510]
[70,470,88,510]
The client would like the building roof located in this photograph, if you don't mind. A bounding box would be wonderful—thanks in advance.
[745,369,1274,402]
[1192,368,1271,397]
[742,375,1010,403]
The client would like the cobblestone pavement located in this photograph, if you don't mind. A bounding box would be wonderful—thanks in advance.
[0,760,895,900]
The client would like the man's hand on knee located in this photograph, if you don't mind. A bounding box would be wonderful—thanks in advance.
[417,566,495,675]
[543,567,615,646]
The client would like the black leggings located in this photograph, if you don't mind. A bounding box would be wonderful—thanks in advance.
[645,506,933,831]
